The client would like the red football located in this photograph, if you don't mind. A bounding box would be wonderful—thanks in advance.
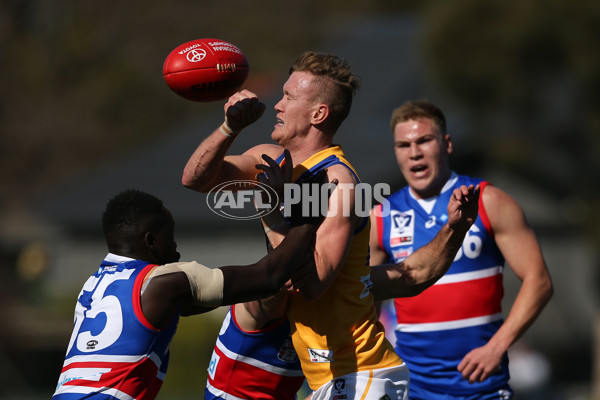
[163,38,249,102]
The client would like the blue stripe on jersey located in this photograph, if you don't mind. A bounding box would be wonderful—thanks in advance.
[379,174,510,395]
[276,151,368,235]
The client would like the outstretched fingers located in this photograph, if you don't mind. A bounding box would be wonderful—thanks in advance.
[255,150,292,199]
[448,184,480,231]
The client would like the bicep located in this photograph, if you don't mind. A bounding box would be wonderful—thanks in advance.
[221,144,282,182]
[141,271,191,328]
[484,187,547,280]
[299,171,357,300]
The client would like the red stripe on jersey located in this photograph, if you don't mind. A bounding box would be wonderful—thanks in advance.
[132,264,160,331]
[61,357,162,399]
[375,204,384,251]
[394,274,503,324]
[210,346,303,400]
[478,182,493,238]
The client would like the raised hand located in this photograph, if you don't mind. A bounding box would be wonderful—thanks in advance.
[255,151,337,228]
[255,150,293,205]
[287,169,336,227]
[224,90,266,132]
[447,184,480,233]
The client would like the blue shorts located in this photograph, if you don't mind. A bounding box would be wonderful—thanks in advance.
[409,384,513,400]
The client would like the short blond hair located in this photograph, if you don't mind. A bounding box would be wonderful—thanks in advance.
[390,100,447,135]
[290,51,360,130]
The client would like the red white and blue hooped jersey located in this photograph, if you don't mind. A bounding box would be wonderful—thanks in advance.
[205,305,305,400]
[53,253,179,400]
[374,173,510,396]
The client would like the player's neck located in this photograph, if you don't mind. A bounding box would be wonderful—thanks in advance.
[286,136,333,167]
[410,170,454,200]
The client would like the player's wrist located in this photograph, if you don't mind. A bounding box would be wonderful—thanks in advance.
[263,219,289,234]
[219,121,240,138]
[288,221,318,235]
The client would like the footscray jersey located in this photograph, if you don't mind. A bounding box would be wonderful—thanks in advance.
[53,254,179,400]
[205,305,305,400]
[374,174,510,395]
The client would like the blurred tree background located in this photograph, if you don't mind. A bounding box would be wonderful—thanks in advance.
[1,0,599,398]
[422,0,600,242]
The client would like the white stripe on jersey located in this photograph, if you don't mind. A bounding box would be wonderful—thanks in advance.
[205,381,248,400]
[435,265,503,285]
[63,354,146,367]
[57,367,111,386]
[215,338,304,377]
[147,352,162,369]
[396,313,504,332]
[54,385,136,400]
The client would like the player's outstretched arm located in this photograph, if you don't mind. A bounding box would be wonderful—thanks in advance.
[140,221,317,327]
[237,151,335,328]
[219,222,318,305]
[181,90,274,192]
[370,184,479,301]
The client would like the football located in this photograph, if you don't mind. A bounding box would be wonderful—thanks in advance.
[163,38,249,102]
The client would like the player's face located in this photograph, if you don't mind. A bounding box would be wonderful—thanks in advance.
[272,71,319,146]
[153,208,180,264]
[393,118,452,199]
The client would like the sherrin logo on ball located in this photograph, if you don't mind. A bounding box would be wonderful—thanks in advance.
[163,38,249,102]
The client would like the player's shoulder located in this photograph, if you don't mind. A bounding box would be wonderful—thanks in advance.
[480,182,524,220]
[481,182,513,202]
[324,162,359,184]
[244,143,283,159]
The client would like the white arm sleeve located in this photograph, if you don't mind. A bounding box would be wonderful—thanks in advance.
[146,261,224,307]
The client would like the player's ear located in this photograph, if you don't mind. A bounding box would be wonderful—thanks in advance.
[311,104,329,125]
[444,134,453,155]
[144,231,156,248]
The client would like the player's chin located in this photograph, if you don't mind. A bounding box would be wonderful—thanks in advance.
[171,252,181,263]
[271,128,284,143]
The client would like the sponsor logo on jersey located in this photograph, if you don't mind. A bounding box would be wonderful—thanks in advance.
[390,236,412,245]
[277,337,299,363]
[308,348,334,363]
[86,340,98,350]
[208,350,220,380]
[392,248,412,260]
[425,215,436,229]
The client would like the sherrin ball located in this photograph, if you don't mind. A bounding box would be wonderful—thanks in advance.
[163,38,249,102]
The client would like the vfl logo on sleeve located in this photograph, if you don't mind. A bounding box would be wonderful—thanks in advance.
[390,210,414,246]
[333,378,347,399]
[308,348,334,363]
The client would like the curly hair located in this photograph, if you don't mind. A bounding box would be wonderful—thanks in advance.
[102,189,168,245]
[290,51,360,130]
[389,100,447,135]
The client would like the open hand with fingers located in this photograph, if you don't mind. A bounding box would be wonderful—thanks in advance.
[255,151,337,228]
[447,184,480,233]
[255,150,293,206]
[286,169,337,227]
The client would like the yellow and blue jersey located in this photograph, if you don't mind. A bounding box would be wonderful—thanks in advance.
[279,145,403,390]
